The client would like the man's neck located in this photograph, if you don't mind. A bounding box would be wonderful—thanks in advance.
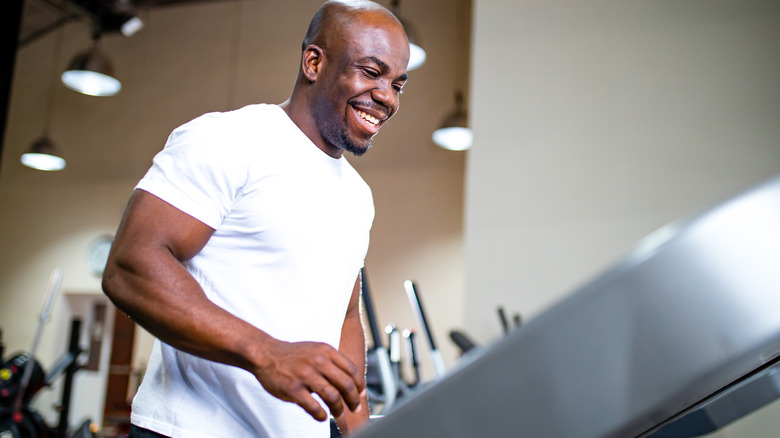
[279,98,344,159]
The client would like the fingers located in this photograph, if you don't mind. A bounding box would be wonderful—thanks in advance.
[264,374,334,422]
[255,341,365,422]
[316,355,363,413]
[295,388,330,422]
[330,350,365,390]
[310,373,349,418]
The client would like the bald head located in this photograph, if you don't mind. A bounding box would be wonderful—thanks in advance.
[302,0,405,51]
[282,0,410,158]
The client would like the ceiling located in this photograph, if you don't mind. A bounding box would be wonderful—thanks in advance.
[9,0,470,182]
[19,0,223,47]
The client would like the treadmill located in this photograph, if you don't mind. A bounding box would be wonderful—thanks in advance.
[354,175,780,438]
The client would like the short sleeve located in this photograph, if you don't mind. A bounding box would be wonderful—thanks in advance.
[135,113,247,229]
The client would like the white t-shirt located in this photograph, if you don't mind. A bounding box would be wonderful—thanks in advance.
[130,104,374,438]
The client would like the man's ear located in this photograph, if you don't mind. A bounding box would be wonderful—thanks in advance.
[302,44,325,82]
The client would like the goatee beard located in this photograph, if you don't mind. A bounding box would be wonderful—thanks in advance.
[338,126,372,157]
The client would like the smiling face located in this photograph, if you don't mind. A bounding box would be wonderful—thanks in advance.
[306,8,410,157]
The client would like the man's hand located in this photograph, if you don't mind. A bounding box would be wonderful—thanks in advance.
[253,339,366,422]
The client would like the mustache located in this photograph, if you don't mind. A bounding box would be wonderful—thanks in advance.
[349,99,391,120]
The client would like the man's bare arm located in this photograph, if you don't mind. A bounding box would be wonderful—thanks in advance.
[102,189,365,421]
[334,274,370,435]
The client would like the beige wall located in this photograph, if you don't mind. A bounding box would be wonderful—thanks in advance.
[0,0,468,425]
[467,0,780,342]
[466,0,780,435]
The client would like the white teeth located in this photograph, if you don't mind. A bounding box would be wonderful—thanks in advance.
[357,110,379,126]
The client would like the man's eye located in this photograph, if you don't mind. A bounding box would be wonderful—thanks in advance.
[363,68,379,78]
[393,85,404,94]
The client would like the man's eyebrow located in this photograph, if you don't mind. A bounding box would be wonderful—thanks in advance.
[359,56,408,82]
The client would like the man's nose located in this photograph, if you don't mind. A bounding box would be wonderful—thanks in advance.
[371,81,397,113]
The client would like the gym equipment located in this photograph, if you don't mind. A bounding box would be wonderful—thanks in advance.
[360,269,397,414]
[353,176,780,438]
[512,313,522,329]
[497,306,510,336]
[448,330,477,356]
[363,273,440,415]
[384,324,405,396]
[451,305,522,356]
[497,306,522,337]
[14,269,61,416]
[0,269,94,438]
[403,281,446,379]
[402,329,420,387]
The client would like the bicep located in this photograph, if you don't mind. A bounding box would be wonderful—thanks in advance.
[111,189,214,265]
[103,189,215,323]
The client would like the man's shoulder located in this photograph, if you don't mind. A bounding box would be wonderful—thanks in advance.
[186,103,282,130]
[168,104,288,152]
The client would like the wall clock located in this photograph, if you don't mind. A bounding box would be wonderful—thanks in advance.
[88,235,114,276]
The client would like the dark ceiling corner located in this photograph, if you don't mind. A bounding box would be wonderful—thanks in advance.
[1,0,24,178]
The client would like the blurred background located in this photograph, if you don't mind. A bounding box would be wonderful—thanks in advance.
[1,0,779,436]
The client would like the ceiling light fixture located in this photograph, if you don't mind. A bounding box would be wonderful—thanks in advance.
[61,35,121,97]
[21,137,66,171]
[22,30,66,171]
[391,0,426,71]
[121,16,144,37]
[432,90,472,151]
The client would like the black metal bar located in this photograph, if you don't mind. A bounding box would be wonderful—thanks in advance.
[403,329,420,386]
[497,306,509,336]
[44,352,76,385]
[449,330,477,354]
[360,268,383,349]
[404,280,447,378]
[57,319,82,438]
[404,281,437,350]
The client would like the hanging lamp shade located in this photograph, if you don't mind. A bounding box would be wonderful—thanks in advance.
[21,136,66,171]
[408,42,426,71]
[391,0,426,71]
[433,91,472,151]
[400,17,426,71]
[61,40,121,97]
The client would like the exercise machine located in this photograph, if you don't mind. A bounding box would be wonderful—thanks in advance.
[0,269,94,438]
[361,268,397,415]
[354,176,780,437]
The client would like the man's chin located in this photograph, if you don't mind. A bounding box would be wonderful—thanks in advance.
[346,144,370,157]
[341,136,372,157]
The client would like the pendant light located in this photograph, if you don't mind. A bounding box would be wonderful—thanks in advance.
[61,34,121,97]
[432,90,472,151]
[21,137,66,171]
[432,1,472,151]
[21,30,66,171]
[391,0,426,71]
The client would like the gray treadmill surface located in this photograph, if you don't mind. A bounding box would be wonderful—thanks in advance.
[354,175,780,438]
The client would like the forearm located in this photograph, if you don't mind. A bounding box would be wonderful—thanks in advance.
[102,243,268,373]
[335,291,370,434]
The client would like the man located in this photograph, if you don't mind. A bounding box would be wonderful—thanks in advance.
[101,1,410,437]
